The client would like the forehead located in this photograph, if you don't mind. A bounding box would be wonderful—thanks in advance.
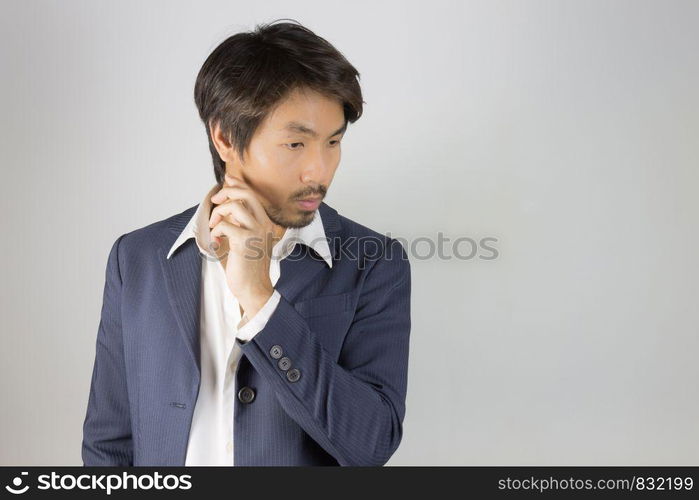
[262,87,345,133]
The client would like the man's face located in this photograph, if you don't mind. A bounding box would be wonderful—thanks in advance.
[223,86,346,229]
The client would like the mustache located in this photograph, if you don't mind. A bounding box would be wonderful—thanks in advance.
[293,188,326,200]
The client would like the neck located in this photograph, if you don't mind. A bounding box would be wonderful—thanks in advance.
[273,223,286,243]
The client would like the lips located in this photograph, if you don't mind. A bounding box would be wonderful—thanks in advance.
[297,197,322,210]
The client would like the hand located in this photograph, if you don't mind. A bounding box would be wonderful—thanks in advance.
[208,174,276,319]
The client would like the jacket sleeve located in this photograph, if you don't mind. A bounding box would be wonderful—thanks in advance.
[238,239,411,466]
[81,233,134,466]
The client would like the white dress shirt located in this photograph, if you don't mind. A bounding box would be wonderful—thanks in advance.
[166,183,332,466]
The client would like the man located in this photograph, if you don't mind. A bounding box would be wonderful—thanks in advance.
[82,20,411,466]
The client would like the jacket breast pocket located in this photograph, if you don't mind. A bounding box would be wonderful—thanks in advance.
[293,292,352,318]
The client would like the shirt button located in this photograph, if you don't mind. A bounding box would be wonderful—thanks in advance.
[237,386,256,404]
[226,441,232,453]
[286,368,301,383]
[277,356,291,371]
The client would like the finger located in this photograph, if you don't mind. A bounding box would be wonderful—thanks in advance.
[210,186,266,223]
[210,200,257,229]
[211,186,255,219]
[223,174,251,210]
[210,220,247,246]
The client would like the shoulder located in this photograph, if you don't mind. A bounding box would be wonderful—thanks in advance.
[110,203,198,266]
[331,206,410,280]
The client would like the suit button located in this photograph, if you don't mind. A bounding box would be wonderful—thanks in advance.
[277,356,291,371]
[286,368,301,383]
[238,386,255,404]
[270,345,283,359]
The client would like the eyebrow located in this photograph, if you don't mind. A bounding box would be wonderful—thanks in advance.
[282,120,347,139]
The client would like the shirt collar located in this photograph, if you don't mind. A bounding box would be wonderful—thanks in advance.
[166,183,333,268]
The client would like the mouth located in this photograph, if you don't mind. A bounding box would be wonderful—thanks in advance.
[296,197,322,210]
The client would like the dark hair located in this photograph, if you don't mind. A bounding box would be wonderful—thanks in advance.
[194,19,365,186]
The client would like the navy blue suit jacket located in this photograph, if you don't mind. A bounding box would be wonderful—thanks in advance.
[82,201,411,466]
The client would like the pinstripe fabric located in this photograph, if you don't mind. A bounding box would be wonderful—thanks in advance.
[81,201,411,466]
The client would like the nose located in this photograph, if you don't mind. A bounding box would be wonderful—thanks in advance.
[300,146,335,186]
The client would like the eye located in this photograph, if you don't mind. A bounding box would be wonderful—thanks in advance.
[286,142,303,150]
[330,140,341,147]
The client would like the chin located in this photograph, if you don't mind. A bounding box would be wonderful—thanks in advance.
[268,205,315,229]
[288,212,315,229]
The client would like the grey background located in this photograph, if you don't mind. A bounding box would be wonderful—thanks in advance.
[1,0,697,465]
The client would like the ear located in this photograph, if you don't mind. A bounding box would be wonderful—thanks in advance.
[211,120,247,168]
[209,120,233,161]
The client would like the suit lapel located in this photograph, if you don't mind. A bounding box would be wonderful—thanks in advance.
[159,238,202,379]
